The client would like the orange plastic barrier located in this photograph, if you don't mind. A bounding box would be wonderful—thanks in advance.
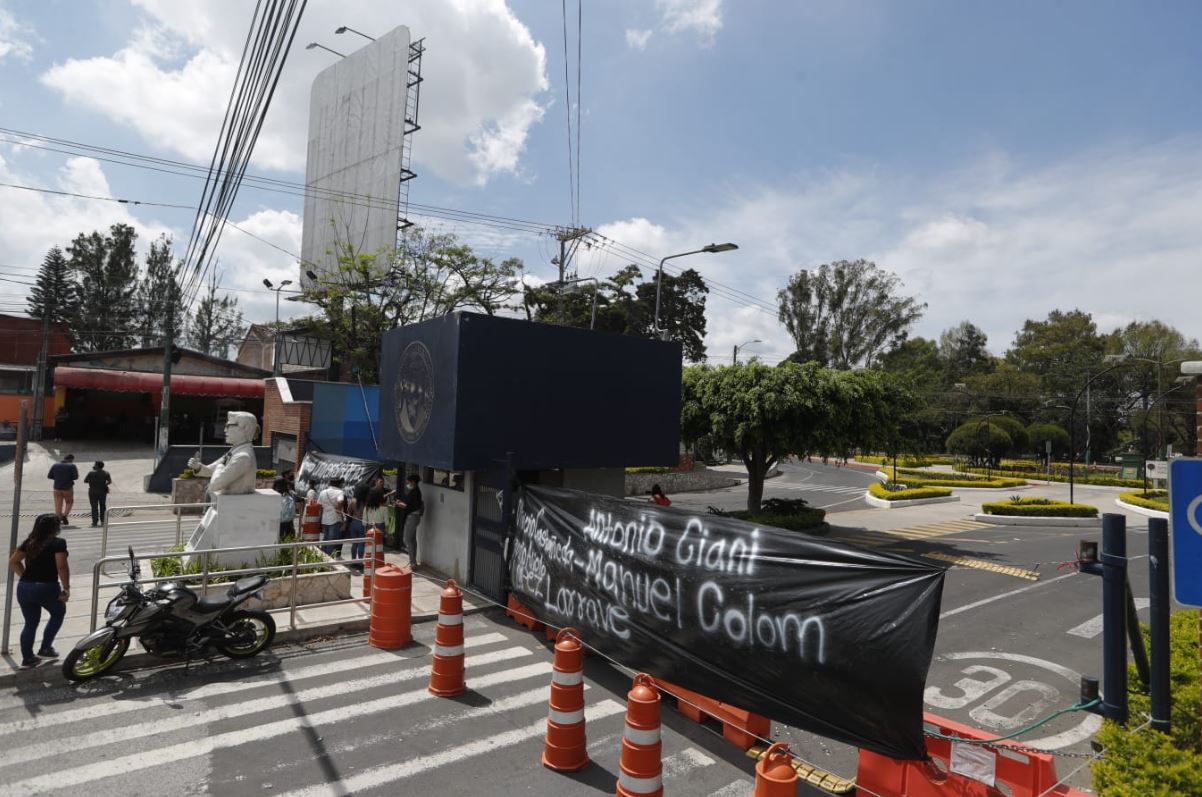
[428,579,466,697]
[755,742,799,796]
[615,673,663,797]
[301,497,321,543]
[542,627,589,772]
[855,712,1091,797]
[507,594,544,632]
[362,527,385,597]
[367,564,412,650]
[656,678,770,750]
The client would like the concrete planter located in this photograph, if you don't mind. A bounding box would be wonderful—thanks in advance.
[193,560,352,611]
[171,477,277,514]
[974,513,1102,528]
[1114,498,1169,520]
[864,493,960,509]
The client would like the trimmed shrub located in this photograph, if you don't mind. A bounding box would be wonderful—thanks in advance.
[1026,423,1070,459]
[151,538,332,584]
[981,497,1098,517]
[1120,490,1169,512]
[947,422,1013,460]
[626,466,670,474]
[955,464,1142,488]
[727,509,827,531]
[967,415,1030,454]
[868,482,953,501]
[1093,610,1202,796]
[880,467,1026,489]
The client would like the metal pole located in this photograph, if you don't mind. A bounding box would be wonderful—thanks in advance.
[1069,402,1077,505]
[289,543,299,631]
[30,303,50,442]
[273,288,282,376]
[1126,576,1150,688]
[90,559,102,633]
[1149,517,1171,732]
[2,401,29,653]
[175,507,183,547]
[654,255,668,334]
[1101,513,1129,724]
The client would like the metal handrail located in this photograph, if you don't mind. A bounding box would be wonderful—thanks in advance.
[101,502,214,568]
[88,536,377,633]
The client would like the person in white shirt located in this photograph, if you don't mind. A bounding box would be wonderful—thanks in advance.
[317,478,346,557]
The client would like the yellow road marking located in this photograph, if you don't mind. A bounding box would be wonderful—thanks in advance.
[923,552,1039,581]
[746,745,855,794]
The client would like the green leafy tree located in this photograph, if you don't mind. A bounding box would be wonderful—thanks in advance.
[962,362,1043,419]
[939,321,992,385]
[966,414,1030,454]
[878,337,949,451]
[135,235,188,348]
[777,259,926,369]
[26,246,78,326]
[946,422,1013,465]
[187,270,245,358]
[69,224,141,351]
[1026,422,1070,459]
[1006,309,1106,401]
[1109,320,1201,456]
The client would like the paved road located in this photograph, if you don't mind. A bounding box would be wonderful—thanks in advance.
[0,615,838,797]
[670,460,875,515]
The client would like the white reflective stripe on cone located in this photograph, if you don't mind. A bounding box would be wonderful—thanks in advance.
[551,669,584,686]
[623,725,661,746]
[438,613,463,626]
[548,707,585,725]
[618,770,663,793]
[434,645,464,657]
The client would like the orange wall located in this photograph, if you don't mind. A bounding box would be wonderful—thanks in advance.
[0,394,56,426]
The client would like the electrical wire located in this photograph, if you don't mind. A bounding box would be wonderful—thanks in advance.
[561,0,575,226]
[575,0,582,226]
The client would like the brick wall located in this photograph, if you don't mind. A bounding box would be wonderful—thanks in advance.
[262,378,311,457]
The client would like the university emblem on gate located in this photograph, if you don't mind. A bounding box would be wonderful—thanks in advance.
[395,341,434,444]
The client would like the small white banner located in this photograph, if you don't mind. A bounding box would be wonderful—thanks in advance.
[950,742,997,786]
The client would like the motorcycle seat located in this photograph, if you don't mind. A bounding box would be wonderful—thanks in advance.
[195,594,231,613]
[229,575,268,596]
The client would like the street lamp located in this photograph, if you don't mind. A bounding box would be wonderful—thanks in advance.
[335,25,375,41]
[654,242,737,338]
[1064,354,1129,505]
[305,42,346,58]
[733,339,761,365]
[263,278,293,375]
[1139,376,1193,491]
[973,412,1007,481]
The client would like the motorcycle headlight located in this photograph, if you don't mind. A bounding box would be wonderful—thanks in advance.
[105,599,127,621]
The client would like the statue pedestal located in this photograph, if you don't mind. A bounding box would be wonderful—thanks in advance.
[186,488,280,568]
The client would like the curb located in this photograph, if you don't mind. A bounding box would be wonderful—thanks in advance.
[864,493,960,509]
[0,606,488,687]
[973,513,1103,528]
[1114,498,1169,520]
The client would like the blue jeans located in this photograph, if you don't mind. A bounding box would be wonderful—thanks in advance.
[17,581,65,661]
[321,522,343,557]
[347,519,365,562]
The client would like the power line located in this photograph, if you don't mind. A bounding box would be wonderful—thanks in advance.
[560,0,576,226]
[575,0,582,226]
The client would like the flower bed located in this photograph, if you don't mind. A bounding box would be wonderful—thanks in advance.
[879,467,1026,489]
[1119,490,1169,513]
[868,481,953,501]
[982,497,1098,518]
[956,465,1141,488]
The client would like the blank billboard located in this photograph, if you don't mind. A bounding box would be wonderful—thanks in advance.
[301,25,410,287]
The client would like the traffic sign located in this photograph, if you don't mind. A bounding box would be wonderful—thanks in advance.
[1146,460,1168,481]
[1170,458,1202,606]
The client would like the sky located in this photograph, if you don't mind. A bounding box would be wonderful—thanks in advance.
[1,0,1200,365]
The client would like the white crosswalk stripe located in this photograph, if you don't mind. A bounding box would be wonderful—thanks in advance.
[766,483,866,495]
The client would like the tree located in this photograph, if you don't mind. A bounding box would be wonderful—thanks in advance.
[962,362,1043,419]
[188,270,245,358]
[26,246,78,326]
[966,414,1029,454]
[1006,309,1106,402]
[69,224,141,351]
[1108,320,1202,457]
[946,422,1013,465]
[939,321,991,384]
[524,264,710,362]
[135,235,187,348]
[1026,422,1070,459]
[878,337,953,452]
[777,259,925,369]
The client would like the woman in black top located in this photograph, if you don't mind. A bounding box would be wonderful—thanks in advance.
[8,514,70,668]
[83,460,112,528]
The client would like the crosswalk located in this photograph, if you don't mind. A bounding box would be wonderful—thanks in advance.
[766,483,867,497]
[59,517,189,568]
[829,518,995,549]
[0,618,761,796]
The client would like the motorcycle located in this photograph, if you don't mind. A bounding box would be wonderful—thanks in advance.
[64,546,277,681]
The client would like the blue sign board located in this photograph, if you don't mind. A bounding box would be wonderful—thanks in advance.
[1170,458,1202,607]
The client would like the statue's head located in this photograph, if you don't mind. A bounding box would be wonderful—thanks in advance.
[223,411,260,446]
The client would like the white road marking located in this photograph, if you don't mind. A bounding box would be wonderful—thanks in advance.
[0,632,510,732]
[1066,599,1150,638]
[940,572,1079,619]
[709,780,754,796]
[0,645,533,761]
[1,661,555,793]
[663,746,717,777]
[277,700,628,797]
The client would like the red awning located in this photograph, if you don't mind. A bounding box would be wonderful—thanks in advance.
[53,366,264,398]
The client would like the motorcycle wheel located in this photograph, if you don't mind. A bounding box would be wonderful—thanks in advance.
[62,637,130,682]
[216,610,276,658]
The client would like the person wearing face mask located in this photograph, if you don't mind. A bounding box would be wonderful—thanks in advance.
[394,474,424,567]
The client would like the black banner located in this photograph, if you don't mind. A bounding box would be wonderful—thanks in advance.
[295,451,383,498]
[508,486,945,760]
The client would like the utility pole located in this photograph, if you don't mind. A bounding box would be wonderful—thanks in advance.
[554,226,590,322]
[155,294,177,469]
[30,299,50,442]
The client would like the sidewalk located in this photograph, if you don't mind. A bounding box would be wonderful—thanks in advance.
[0,550,483,684]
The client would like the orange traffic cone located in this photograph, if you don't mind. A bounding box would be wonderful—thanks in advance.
[615,673,663,797]
[542,627,588,772]
[362,527,385,598]
[428,579,466,697]
[754,742,798,796]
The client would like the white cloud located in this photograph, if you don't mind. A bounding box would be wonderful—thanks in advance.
[657,0,724,43]
[39,1,549,186]
[625,28,653,50]
[0,4,34,61]
[211,208,308,323]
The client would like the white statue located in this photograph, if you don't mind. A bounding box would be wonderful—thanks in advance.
[188,411,259,495]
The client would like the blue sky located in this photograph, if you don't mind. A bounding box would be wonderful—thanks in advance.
[1,0,1200,364]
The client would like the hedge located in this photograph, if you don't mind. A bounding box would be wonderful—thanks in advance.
[1093,610,1202,796]
[625,466,670,474]
[880,467,1026,489]
[727,508,827,531]
[871,454,958,468]
[981,497,1098,517]
[1119,490,1169,512]
[956,465,1141,488]
[868,481,953,501]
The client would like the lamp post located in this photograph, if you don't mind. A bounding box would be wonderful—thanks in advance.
[1140,377,1193,492]
[305,42,346,58]
[973,412,1007,481]
[1065,354,1130,505]
[732,339,761,365]
[654,242,737,338]
[263,278,293,376]
[334,25,375,42]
